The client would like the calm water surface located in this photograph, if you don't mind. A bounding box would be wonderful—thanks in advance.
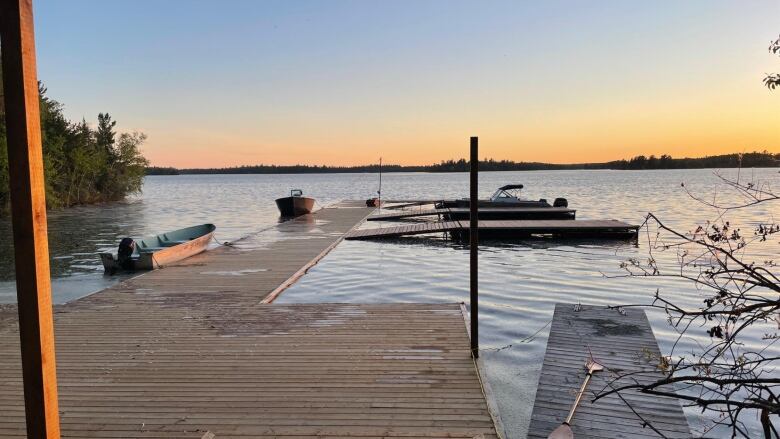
[1,169,778,438]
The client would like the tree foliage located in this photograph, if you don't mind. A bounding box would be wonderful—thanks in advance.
[0,76,148,212]
[427,153,779,172]
[766,35,780,90]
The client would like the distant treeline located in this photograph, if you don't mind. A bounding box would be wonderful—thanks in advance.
[0,70,148,212]
[147,151,779,175]
[147,164,421,175]
[429,152,780,171]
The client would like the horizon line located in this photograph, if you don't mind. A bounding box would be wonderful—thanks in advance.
[147,149,778,170]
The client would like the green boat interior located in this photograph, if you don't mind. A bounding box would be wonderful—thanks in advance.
[135,224,216,254]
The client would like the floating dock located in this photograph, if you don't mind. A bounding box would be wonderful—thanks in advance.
[527,304,690,439]
[368,207,576,221]
[383,200,441,209]
[346,219,639,240]
[0,201,500,438]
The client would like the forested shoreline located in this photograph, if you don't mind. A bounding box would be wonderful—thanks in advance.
[147,151,779,175]
[0,80,148,213]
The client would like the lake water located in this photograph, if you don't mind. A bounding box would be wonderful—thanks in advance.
[1,169,778,438]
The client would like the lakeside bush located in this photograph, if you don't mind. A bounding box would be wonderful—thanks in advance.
[0,82,148,212]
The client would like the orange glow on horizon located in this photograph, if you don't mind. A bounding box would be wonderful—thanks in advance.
[142,82,780,168]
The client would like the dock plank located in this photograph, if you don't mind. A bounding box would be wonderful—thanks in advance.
[526,304,690,439]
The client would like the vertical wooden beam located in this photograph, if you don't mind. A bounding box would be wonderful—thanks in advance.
[469,136,479,358]
[0,1,61,438]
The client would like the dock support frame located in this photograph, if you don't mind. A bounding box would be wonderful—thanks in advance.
[0,0,62,437]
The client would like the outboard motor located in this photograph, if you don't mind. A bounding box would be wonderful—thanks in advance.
[553,198,568,208]
[117,237,136,270]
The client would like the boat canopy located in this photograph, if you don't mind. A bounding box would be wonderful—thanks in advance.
[498,184,523,191]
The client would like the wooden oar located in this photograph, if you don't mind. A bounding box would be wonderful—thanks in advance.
[547,359,604,439]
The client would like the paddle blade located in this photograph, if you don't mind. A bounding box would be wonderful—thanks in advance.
[586,359,604,372]
[547,423,574,439]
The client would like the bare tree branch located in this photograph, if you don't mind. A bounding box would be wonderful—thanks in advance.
[602,171,780,438]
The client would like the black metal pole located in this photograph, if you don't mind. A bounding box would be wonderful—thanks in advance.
[470,136,479,358]
[378,157,382,209]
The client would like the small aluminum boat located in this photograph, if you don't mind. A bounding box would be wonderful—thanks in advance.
[275,189,315,217]
[100,223,216,273]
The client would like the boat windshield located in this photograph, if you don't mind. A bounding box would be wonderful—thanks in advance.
[489,188,524,201]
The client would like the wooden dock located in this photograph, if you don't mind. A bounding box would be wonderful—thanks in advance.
[367,207,576,221]
[346,219,639,240]
[527,304,690,439]
[0,202,500,438]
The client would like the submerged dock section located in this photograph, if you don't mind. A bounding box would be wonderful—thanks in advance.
[130,200,374,302]
[367,207,576,221]
[527,304,690,439]
[346,219,639,240]
[0,201,500,438]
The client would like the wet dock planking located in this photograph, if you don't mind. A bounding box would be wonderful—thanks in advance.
[0,303,498,438]
[527,304,691,439]
[0,201,500,438]
[129,200,375,302]
[367,207,576,221]
[346,219,639,240]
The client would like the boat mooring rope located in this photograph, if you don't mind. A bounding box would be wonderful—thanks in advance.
[211,235,233,247]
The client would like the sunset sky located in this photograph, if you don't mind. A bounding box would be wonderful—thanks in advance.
[34,1,780,167]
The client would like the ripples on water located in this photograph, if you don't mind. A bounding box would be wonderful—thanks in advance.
[1,169,779,437]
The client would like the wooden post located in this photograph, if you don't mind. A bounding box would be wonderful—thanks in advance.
[0,1,62,438]
[469,136,479,358]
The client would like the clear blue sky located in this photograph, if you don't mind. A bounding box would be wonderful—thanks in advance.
[32,1,780,167]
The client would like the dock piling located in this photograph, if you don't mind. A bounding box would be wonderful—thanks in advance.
[470,136,479,358]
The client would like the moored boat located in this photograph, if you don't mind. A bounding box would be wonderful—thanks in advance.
[436,184,568,209]
[275,189,316,217]
[100,223,216,273]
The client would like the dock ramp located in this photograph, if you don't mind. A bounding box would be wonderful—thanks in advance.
[527,304,691,438]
